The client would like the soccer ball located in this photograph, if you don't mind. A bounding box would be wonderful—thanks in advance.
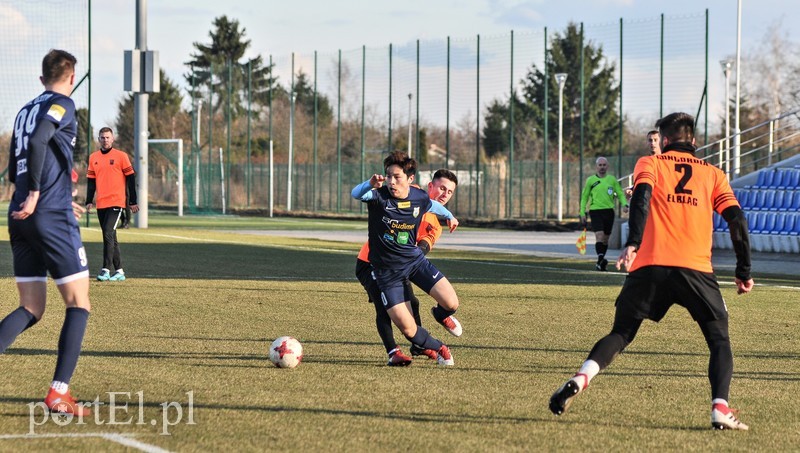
[269,336,303,368]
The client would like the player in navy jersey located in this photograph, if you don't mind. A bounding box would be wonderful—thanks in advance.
[351,151,461,366]
[2,49,92,416]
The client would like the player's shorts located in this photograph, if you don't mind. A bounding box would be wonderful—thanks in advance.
[589,208,615,235]
[373,255,445,309]
[615,265,728,323]
[8,209,89,283]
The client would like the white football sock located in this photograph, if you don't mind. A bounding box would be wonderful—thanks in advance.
[573,360,600,389]
[51,380,69,394]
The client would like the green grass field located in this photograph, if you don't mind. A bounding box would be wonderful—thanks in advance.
[0,213,797,451]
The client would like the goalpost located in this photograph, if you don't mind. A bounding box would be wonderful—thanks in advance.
[148,139,184,216]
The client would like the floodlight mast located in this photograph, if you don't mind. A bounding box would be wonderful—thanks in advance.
[555,73,568,221]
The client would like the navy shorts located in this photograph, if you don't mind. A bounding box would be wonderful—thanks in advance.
[373,256,445,309]
[9,209,89,283]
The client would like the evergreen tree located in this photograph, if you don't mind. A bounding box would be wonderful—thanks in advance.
[518,22,621,158]
[184,15,278,118]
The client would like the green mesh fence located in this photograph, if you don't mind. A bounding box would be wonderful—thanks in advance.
[181,13,709,219]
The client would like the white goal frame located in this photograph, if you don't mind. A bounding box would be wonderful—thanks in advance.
[148,139,184,216]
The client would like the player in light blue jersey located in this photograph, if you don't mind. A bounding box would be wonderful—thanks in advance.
[2,49,92,416]
[352,151,462,366]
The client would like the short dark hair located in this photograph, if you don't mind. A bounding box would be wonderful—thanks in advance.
[432,168,458,186]
[42,49,76,85]
[656,112,694,143]
[646,130,659,138]
[383,151,417,177]
[99,127,114,135]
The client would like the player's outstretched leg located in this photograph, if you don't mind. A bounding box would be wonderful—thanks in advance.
[0,307,38,353]
[428,278,462,337]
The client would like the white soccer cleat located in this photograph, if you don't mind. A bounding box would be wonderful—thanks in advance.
[436,345,454,366]
[432,308,463,337]
[711,403,749,430]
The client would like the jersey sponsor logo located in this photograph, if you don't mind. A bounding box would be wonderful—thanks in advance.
[397,231,410,244]
[382,217,415,231]
[413,206,420,218]
[46,104,66,122]
[382,233,395,243]
[432,271,440,279]
[16,158,27,175]
[397,201,411,208]
[110,159,115,165]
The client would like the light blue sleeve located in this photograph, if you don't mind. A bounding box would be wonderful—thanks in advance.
[429,200,453,219]
[351,180,375,201]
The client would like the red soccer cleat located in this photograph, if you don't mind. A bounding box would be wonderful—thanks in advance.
[45,388,92,417]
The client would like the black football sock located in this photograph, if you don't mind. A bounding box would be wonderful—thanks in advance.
[0,307,37,354]
[596,242,608,261]
[405,326,443,351]
[409,293,422,327]
[374,303,397,354]
[53,307,89,383]
[431,305,456,324]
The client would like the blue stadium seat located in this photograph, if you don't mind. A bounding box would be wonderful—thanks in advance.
[745,170,769,189]
[747,212,758,231]
[781,214,797,235]
[736,190,751,209]
[756,170,777,189]
[713,213,727,232]
[779,169,800,189]
[790,191,800,211]
[770,212,788,234]
[769,170,786,189]
[749,190,767,211]
[769,191,786,211]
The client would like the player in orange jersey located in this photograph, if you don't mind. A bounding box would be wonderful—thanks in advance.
[86,127,138,281]
[355,169,458,366]
[550,112,753,430]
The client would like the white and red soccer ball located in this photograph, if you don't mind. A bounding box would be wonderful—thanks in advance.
[269,336,303,368]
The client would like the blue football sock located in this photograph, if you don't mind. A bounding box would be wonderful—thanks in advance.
[405,326,443,351]
[0,307,37,354]
[431,305,456,324]
[53,307,89,384]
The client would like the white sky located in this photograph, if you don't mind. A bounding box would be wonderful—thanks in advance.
[2,0,798,131]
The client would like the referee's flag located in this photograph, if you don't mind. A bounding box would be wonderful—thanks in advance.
[575,229,587,255]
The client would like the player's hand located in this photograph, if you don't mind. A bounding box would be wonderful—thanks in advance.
[615,245,637,271]
[447,217,459,233]
[130,204,140,213]
[369,174,385,188]
[579,216,587,228]
[735,278,754,295]
[85,203,93,212]
[72,201,86,220]
[11,190,40,220]
[623,206,629,214]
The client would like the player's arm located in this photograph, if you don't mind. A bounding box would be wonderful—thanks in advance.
[722,205,753,294]
[616,182,652,271]
[11,121,57,219]
[429,200,458,232]
[126,173,139,213]
[85,177,96,210]
[416,214,443,255]
[8,133,17,184]
[613,179,629,209]
[578,179,591,221]
[351,175,384,201]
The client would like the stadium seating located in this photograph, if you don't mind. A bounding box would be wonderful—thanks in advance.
[722,162,800,253]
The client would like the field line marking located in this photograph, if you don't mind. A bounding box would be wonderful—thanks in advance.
[0,432,170,453]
